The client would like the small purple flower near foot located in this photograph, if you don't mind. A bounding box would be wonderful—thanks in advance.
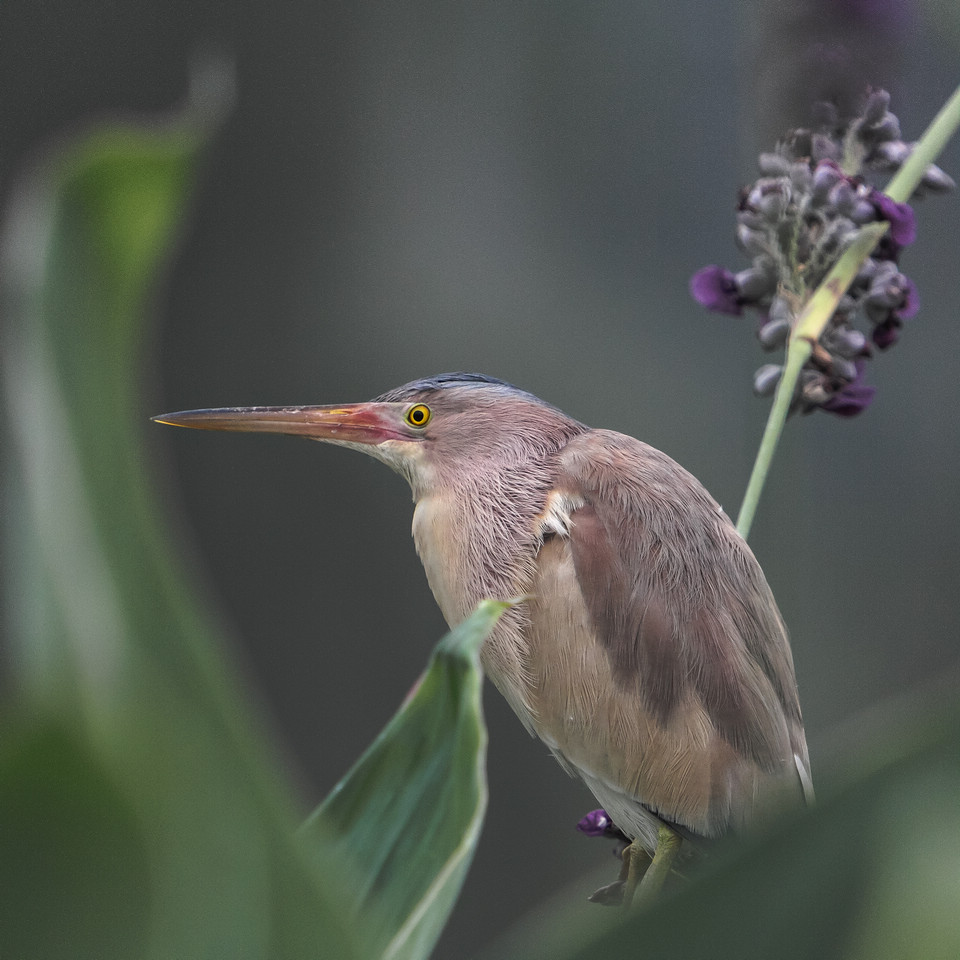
[577,810,637,906]
[576,808,630,844]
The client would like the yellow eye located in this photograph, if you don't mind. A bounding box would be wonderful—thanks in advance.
[405,403,431,428]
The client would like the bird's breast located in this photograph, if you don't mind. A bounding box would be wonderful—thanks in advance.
[410,487,550,724]
[411,493,468,625]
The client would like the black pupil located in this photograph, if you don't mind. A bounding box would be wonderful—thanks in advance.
[412,408,424,423]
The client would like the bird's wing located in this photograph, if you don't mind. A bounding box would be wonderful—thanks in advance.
[524,429,808,837]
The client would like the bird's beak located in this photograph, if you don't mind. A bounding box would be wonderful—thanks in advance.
[152,402,408,445]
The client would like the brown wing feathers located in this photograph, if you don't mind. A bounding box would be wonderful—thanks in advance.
[559,431,799,774]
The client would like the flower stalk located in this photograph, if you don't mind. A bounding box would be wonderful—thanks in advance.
[732,85,960,539]
[737,222,887,539]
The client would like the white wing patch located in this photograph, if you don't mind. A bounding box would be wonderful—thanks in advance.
[535,490,584,545]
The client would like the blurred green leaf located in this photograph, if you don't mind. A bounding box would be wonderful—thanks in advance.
[479,690,960,960]
[1,101,365,959]
[0,719,149,960]
[302,599,507,960]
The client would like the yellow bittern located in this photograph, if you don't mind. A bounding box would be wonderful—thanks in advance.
[155,373,812,904]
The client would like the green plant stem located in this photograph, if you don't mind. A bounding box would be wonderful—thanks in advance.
[736,82,960,541]
[736,223,885,539]
[735,338,808,542]
[886,83,960,204]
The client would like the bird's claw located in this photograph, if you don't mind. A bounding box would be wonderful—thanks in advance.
[587,880,625,906]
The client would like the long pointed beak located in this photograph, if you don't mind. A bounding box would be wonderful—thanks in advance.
[152,402,408,445]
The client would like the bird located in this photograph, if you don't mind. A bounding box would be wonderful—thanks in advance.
[154,372,812,904]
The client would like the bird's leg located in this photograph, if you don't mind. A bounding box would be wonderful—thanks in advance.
[623,825,681,909]
[619,840,651,907]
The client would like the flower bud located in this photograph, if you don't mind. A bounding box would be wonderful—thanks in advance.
[811,161,844,204]
[828,180,857,215]
[862,89,891,126]
[789,162,812,193]
[849,199,878,224]
[827,327,867,357]
[835,295,857,315]
[735,266,775,301]
[854,258,879,285]
[921,164,956,193]
[868,114,901,143]
[811,134,841,163]
[753,364,783,397]
[736,208,766,231]
[781,128,813,161]
[866,266,909,310]
[768,295,793,325]
[800,370,831,407]
[758,318,790,349]
[865,299,893,326]
[758,188,789,222]
[830,356,858,381]
[758,152,791,176]
[735,224,769,256]
[871,140,911,169]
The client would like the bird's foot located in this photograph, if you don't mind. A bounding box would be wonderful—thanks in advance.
[587,836,643,906]
[623,824,681,909]
[586,879,625,906]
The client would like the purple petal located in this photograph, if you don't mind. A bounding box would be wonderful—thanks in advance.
[869,191,917,246]
[895,276,919,319]
[872,319,901,349]
[576,809,613,837]
[822,361,876,416]
[576,809,630,843]
[822,383,876,416]
[812,159,845,197]
[690,265,743,315]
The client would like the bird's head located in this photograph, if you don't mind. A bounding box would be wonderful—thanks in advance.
[154,373,584,495]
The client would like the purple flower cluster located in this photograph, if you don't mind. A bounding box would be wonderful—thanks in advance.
[691,89,952,417]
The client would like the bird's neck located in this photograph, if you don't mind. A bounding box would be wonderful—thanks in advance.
[411,467,548,621]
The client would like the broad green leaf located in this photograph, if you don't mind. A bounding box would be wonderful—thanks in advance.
[302,600,508,960]
[1,102,364,958]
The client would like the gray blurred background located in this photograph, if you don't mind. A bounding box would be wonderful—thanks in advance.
[2,1,958,955]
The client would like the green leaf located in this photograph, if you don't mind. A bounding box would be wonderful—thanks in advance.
[0,720,149,960]
[301,600,508,960]
[479,692,960,960]
[1,99,365,958]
